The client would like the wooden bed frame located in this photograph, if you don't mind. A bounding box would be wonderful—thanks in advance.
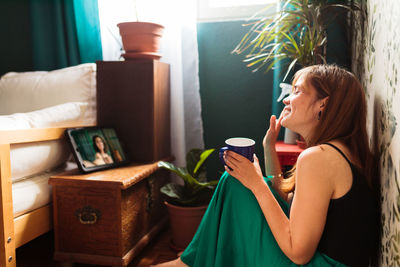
[0,127,73,267]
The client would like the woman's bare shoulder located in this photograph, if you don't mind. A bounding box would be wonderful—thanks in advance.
[297,145,330,163]
[298,143,350,164]
[294,146,337,198]
[296,145,342,179]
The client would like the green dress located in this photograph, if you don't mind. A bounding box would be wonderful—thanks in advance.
[180,172,347,267]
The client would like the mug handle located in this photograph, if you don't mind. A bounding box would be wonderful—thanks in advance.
[219,147,233,170]
[219,147,228,165]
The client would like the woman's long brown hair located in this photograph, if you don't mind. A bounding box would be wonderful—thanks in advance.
[280,64,374,193]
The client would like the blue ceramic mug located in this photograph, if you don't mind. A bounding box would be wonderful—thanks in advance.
[219,137,256,169]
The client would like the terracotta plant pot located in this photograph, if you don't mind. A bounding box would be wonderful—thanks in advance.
[117,22,164,60]
[164,201,208,251]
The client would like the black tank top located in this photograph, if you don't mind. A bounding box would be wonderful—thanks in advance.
[317,143,378,267]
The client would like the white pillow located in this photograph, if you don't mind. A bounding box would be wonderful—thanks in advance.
[24,102,88,128]
[0,113,31,130]
[0,102,88,182]
[0,102,88,130]
[0,63,97,125]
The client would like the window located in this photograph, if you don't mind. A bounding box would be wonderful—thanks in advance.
[198,0,277,22]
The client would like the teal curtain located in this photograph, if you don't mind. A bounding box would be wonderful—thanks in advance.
[30,0,102,70]
[272,0,287,142]
[272,1,288,117]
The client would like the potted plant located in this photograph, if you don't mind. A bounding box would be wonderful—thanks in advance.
[117,0,164,60]
[158,148,218,250]
[232,0,360,81]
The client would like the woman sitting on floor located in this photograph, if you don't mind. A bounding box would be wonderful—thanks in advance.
[154,64,379,267]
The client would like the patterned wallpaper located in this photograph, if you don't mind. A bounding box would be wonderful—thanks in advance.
[352,0,400,265]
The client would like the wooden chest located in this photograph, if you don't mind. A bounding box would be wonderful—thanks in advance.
[48,162,169,266]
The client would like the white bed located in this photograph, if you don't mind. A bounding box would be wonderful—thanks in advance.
[12,162,78,217]
[0,63,97,266]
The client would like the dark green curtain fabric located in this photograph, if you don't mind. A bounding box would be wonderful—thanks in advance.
[30,0,102,70]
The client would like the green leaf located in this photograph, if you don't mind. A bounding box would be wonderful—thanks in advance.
[186,149,203,177]
[158,161,188,179]
[283,58,298,82]
[158,161,219,189]
[193,148,215,176]
[160,183,216,206]
[160,183,184,200]
[158,161,196,186]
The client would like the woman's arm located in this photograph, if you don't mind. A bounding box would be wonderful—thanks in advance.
[263,115,288,201]
[224,147,334,264]
[104,153,114,163]
[264,145,288,200]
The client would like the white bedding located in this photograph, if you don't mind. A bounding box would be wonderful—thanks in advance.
[3,102,93,215]
[0,63,97,125]
[4,102,89,182]
[12,161,77,217]
[10,141,71,183]
[0,63,97,216]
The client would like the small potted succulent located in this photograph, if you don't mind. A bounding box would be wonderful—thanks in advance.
[158,148,218,250]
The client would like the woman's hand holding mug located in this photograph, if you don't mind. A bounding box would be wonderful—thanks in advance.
[218,138,264,192]
[219,137,255,170]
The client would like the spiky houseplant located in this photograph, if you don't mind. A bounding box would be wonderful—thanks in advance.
[232,0,360,81]
[158,148,218,207]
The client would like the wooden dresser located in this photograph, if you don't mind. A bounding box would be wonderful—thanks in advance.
[49,162,169,267]
[96,60,171,163]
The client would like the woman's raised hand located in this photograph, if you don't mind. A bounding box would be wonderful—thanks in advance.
[263,115,283,149]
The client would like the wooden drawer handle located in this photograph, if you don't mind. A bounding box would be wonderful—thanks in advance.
[75,206,101,225]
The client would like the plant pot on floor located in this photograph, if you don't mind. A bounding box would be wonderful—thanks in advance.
[165,201,208,251]
[117,21,164,60]
[158,148,218,251]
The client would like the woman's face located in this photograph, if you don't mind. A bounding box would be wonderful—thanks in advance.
[281,75,324,139]
[95,137,105,151]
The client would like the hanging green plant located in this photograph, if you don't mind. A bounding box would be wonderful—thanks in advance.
[232,0,360,81]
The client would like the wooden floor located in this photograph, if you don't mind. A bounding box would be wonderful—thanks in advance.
[16,228,181,267]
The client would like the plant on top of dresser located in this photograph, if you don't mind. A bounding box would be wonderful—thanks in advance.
[117,0,164,60]
[158,148,217,250]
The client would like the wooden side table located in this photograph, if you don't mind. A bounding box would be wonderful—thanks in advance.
[275,141,304,167]
[49,162,170,267]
